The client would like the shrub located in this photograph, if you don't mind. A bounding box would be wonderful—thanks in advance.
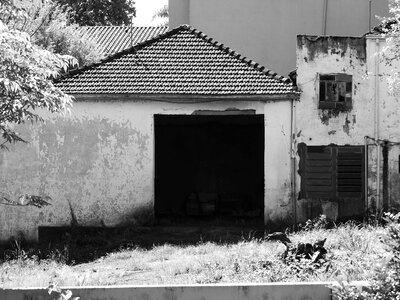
[334,213,400,299]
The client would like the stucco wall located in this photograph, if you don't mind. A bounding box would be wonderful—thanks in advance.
[264,100,294,225]
[0,282,334,300]
[170,0,389,76]
[296,36,371,144]
[0,99,293,242]
[295,35,400,221]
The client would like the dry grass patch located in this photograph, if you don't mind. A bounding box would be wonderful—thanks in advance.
[0,222,389,287]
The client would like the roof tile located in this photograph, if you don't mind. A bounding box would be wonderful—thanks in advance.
[77,25,168,56]
[56,25,298,97]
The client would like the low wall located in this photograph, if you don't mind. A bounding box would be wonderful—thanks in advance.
[0,282,334,300]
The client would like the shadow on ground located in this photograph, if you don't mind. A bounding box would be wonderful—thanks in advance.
[0,221,270,265]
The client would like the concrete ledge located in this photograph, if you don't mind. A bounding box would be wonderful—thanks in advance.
[0,282,334,300]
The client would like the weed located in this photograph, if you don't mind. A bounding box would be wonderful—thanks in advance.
[47,282,80,300]
[4,238,27,261]
[333,212,400,299]
[300,214,331,231]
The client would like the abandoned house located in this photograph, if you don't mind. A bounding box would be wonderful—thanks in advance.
[295,32,400,222]
[0,25,299,242]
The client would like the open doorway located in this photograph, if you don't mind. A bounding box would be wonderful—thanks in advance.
[154,114,264,224]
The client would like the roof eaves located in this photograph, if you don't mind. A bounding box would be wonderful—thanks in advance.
[70,93,300,103]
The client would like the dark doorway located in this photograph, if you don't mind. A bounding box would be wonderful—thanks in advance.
[154,114,264,224]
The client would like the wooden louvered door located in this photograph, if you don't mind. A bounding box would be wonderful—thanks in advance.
[336,146,365,219]
[299,144,365,220]
[300,146,335,200]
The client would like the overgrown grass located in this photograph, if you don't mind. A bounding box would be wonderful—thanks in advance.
[0,222,390,287]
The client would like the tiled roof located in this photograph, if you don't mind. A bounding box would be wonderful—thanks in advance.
[77,26,168,56]
[57,25,298,97]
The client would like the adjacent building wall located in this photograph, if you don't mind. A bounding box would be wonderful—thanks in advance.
[170,0,389,76]
[366,36,400,212]
[295,34,400,222]
[0,99,293,242]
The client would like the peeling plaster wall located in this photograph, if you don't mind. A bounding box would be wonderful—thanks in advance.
[0,101,154,242]
[0,99,292,241]
[295,35,400,222]
[296,36,370,145]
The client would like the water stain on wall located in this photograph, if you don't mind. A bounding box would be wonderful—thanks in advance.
[343,116,351,135]
[297,36,366,63]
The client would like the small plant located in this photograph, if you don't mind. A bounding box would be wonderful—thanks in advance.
[47,282,80,300]
[382,211,400,223]
[3,237,29,261]
[300,214,330,231]
[1,194,51,208]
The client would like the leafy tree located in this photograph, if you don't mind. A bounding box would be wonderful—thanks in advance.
[14,0,103,66]
[378,0,400,96]
[55,0,136,26]
[152,4,168,26]
[0,0,76,149]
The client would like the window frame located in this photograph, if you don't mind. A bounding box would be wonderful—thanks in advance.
[318,73,353,110]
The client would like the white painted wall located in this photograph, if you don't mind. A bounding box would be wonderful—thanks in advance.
[0,99,293,242]
[264,100,293,225]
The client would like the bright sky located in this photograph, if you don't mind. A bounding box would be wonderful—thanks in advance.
[133,0,168,26]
